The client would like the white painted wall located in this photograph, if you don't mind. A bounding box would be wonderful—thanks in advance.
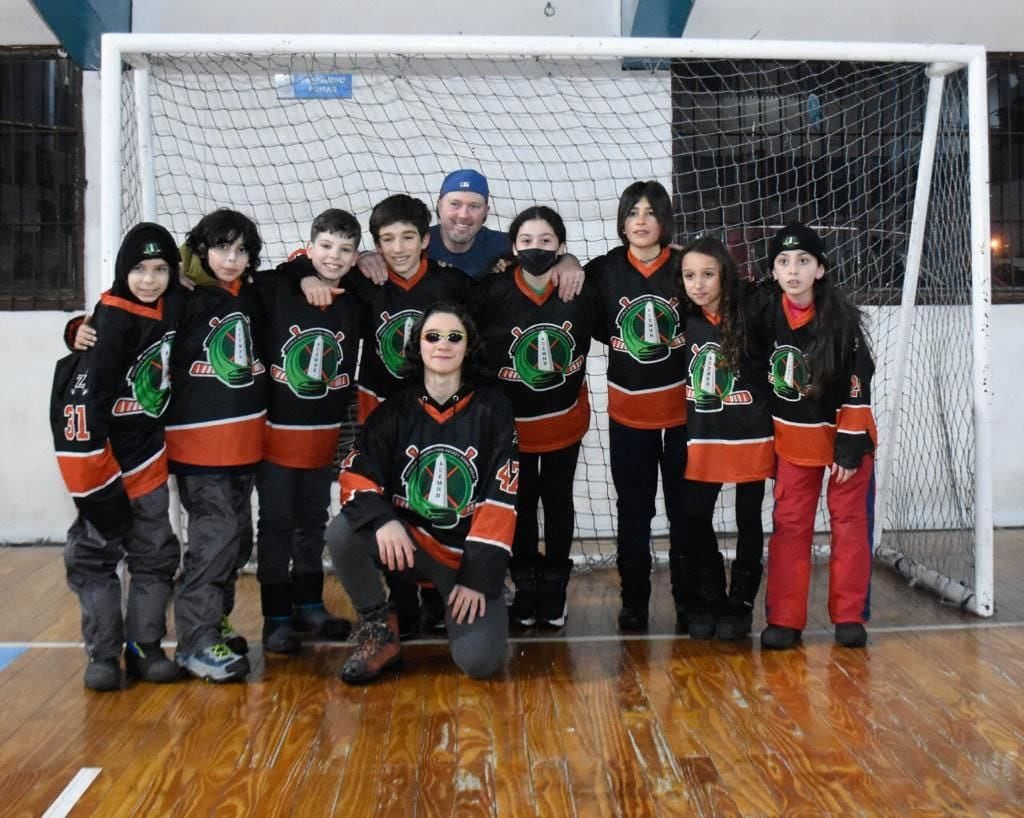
[133,0,623,37]
[0,0,56,44]
[685,0,1024,52]
[3,0,1024,542]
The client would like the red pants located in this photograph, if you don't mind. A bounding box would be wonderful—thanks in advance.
[765,456,874,630]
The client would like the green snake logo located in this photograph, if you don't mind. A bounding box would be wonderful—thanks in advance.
[769,343,809,402]
[272,325,347,399]
[196,311,257,388]
[502,321,578,391]
[124,332,175,417]
[613,295,681,363]
[400,444,479,529]
[376,309,420,378]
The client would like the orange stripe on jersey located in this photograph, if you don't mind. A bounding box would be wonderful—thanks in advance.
[264,423,341,469]
[516,388,591,453]
[100,291,164,321]
[627,247,671,277]
[338,471,384,504]
[686,438,775,483]
[409,526,462,570]
[468,501,516,551]
[608,382,686,429]
[56,446,121,496]
[837,404,877,442]
[122,450,168,499]
[357,389,382,424]
[773,417,835,467]
[165,413,265,467]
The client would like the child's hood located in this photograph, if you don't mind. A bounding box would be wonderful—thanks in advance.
[180,242,221,288]
[112,222,181,302]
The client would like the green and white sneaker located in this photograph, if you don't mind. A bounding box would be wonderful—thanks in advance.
[178,643,250,683]
[219,616,249,655]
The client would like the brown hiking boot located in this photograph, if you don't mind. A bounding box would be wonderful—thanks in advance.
[340,607,402,685]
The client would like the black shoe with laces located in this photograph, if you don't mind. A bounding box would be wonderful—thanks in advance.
[834,622,868,648]
[125,642,179,683]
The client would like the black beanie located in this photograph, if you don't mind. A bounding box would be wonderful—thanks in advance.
[767,221,828,270]
[112,222,181,301]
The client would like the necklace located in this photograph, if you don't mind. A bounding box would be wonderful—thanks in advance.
[633,249,661,263]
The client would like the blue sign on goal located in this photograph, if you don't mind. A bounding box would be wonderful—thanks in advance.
[275,73,353,100]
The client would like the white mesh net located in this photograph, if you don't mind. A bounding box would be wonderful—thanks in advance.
[112,41,985,610]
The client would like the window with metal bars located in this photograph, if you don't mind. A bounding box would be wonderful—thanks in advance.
[989,53,1024,301]
[0,47,83,310]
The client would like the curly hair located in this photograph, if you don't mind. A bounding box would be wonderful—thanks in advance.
[185,208,263,272]
[399,302,490,384]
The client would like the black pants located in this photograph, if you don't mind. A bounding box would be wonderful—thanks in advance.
[683,479,766,572]
[512,442,581,568]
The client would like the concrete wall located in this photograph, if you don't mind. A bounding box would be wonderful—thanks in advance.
[3,0,1024,541]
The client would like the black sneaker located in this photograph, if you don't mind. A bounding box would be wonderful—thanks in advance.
[760,625,802,651]
[125,642,179,683]
[687,612,717,641]
[715,606,754,641]
[617,605,649,633]
[291,604,352,640]
[420,586,447,633]
[220,616,249,655]
[84,656,122,692]
[341,608,402,685]
[263,618,301,655]
[834,622,868,648]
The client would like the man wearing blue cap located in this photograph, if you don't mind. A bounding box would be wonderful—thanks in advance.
[429,169,510,279]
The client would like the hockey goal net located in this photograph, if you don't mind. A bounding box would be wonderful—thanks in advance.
[100,34,993,615]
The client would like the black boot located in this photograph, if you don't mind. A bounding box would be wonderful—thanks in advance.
[687,552,727,641]
[617,555,652,633]
[536,560,572,628]
[509,561,537,628]
[291,573,351,640]
[669,552,696,635]
[262,582,301,654]
[386,573,422,639]
[716,561,763,641]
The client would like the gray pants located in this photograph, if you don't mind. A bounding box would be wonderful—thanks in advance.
[64,483,179,661]
[174,473,255,654]
[325,514,508,679]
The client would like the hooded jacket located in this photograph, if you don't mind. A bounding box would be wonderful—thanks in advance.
[51,222,182,538]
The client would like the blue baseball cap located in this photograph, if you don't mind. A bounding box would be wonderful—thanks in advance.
[439,169,489,202]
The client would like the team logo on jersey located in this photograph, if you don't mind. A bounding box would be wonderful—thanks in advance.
[189,311,264,388]
[499,321,582,391]
[113,332,176,417]
[686,341,752,413]
[398,443,479,529]
[611,295,684,363]
[769,343,809,401]
[270,325,348,399]
[376,309,421,379]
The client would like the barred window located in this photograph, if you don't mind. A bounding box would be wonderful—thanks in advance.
[0,47,83,310]
[990,53,1024,299]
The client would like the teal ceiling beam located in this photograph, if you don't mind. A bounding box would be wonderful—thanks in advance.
[625,0,693,70]
[29,0,130,70]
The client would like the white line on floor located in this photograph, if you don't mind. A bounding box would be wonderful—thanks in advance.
[42,767,101,818]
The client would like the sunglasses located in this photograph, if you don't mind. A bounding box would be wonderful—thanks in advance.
[423,330,466,344]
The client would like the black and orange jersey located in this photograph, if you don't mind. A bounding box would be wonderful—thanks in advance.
[584,245,687,429]
[338,382,518,599]
[257,256,362,469]
[51,289,183,537]
[164,278,267,472]
[748,284,876,468]
[470,266,600,453]
[345,256,469,422]
[683,304,774,483]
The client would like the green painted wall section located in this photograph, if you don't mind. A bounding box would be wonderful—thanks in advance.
[29,0,130,69]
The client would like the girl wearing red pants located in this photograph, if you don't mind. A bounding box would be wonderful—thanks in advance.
[750,221,876,650]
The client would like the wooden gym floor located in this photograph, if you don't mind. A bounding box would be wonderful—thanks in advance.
[1,532,1023,817]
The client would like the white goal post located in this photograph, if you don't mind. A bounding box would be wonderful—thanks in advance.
[98,33,994,616]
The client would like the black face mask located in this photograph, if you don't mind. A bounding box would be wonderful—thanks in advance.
[517,248,560,277]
